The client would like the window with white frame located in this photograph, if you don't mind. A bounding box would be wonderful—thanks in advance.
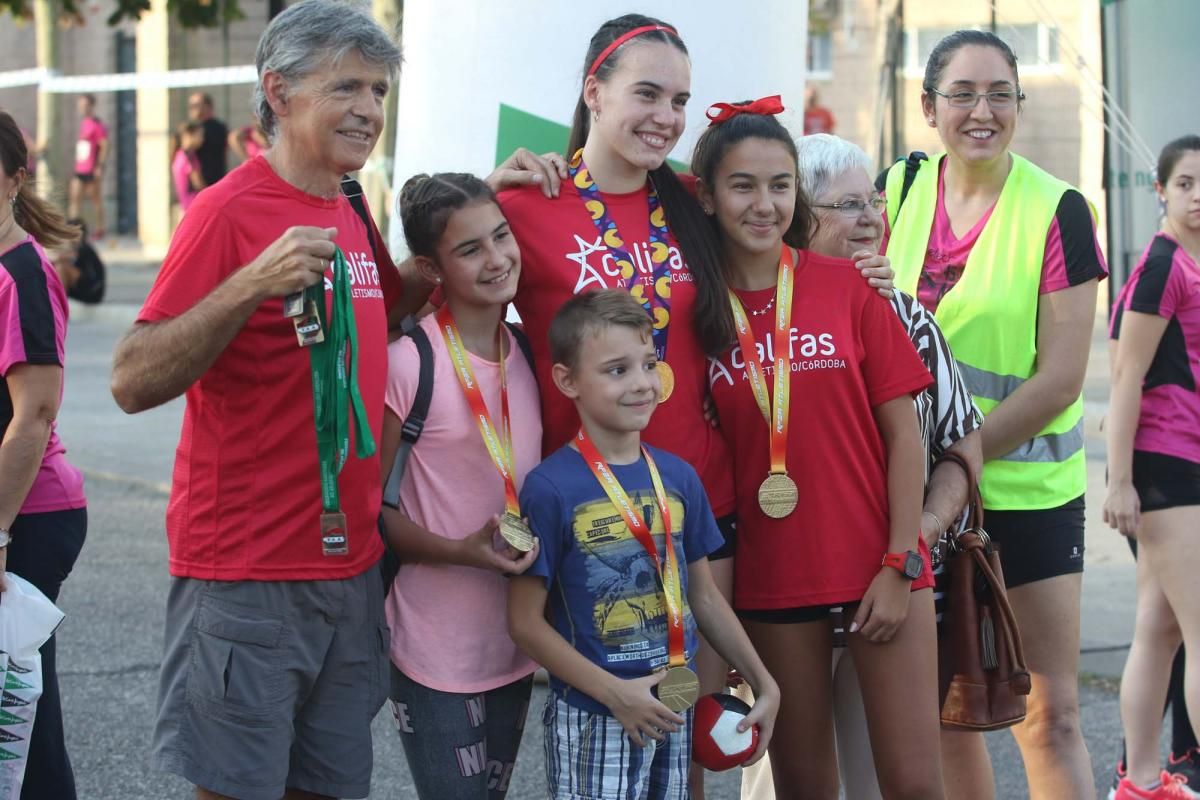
[904,23,1061,77]
[808,30,833,77]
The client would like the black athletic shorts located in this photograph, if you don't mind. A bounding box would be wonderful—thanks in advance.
[73,171,95,183]
[1133,450,1200,512]
[983,494,1086,588]
[707,512,737,561]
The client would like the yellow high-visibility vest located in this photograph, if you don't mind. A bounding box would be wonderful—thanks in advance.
[884,152,1086,510]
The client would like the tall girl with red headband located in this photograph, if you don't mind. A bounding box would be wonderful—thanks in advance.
[492,21,892,796]
[694,101,945,798]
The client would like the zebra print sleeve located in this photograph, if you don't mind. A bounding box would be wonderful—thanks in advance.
[890,290,982,465]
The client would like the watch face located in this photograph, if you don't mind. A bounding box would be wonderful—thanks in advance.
[904,552,924,580]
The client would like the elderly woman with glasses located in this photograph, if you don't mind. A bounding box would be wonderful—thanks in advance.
[738,132,987,800]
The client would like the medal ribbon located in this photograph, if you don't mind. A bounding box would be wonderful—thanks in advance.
[436,307,521,518]
[575,428,686,669]
[308,247,376,513]
[567,149,674,362]
[727,246,796,476]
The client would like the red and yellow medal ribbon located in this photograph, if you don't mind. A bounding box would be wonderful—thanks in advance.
[575,428,687,669]
[727,246,796,476]
[436,306,521,518]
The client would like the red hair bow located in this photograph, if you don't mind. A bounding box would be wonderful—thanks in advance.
[705,95,785,126]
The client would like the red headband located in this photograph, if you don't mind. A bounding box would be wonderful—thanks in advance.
[587,24,679,77]
[705,95,786,126]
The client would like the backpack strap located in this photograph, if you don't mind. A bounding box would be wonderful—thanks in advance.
[874,150,928,219]
[898,151,929,212]
[503,321,536,375]
[381,323,434,509]
[340,175,380,267]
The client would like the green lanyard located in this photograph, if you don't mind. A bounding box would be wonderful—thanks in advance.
[307,247,375,514]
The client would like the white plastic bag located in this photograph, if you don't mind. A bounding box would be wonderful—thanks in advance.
[0,574,64,799]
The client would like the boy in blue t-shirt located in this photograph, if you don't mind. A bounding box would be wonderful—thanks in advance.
[508,290,780,799]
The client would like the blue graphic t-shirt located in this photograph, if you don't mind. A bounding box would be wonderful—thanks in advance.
[521,443,724,715]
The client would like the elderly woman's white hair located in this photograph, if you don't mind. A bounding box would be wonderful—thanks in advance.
[796,134,874,203]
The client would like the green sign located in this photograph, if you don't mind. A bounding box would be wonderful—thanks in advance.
[495,104,688,173]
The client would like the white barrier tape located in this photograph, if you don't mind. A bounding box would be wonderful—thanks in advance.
[0,65,256,92]
[0,68,50,90]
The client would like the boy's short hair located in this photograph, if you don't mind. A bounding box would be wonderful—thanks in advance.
[548,289,652,370]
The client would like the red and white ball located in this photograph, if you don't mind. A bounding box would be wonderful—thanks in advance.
[692,693,759,771]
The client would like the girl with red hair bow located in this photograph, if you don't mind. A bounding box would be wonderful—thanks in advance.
[694,101,946,799]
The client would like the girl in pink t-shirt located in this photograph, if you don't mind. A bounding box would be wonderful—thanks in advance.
[1105,135,1200,799]
[171,121,205,213]
[378,172,541,800]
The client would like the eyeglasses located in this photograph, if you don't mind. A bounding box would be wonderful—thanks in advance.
[811,196,886,216]
[929,88,1025,109]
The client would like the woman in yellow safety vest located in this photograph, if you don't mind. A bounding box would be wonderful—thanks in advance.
[882,30,1106,799]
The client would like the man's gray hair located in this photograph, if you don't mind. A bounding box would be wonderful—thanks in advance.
[796,134,874,202]
[253,0,402,140]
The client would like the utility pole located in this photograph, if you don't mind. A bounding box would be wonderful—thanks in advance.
[33,0,62,202]
[366,0,400,243]
[890,0,905,164]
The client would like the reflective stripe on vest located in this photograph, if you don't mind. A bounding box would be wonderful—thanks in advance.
[884,152,1088,510]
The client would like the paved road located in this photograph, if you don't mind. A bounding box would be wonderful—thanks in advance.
[48,267,1149,798]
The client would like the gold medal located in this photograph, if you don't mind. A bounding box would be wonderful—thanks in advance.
[657,665,700,712]
[655,360,675,403]
[499,511,534,553]
[758,472,798,519]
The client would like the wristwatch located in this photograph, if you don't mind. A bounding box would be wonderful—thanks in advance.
[882,550,923,580]
[0,528,10,548]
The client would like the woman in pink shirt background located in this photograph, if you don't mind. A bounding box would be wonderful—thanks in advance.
[0,110,87,799]
[171,120,206,213]
[1106,134,1200,800]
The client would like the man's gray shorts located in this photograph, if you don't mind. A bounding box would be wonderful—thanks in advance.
[152,565,390,800]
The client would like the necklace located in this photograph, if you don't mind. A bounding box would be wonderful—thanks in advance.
[747,295,775,317]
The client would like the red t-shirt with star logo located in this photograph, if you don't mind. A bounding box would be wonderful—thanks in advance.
[499,178,735,517]
[708,250,934,609]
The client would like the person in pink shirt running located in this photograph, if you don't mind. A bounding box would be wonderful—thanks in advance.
[67,94,107,239]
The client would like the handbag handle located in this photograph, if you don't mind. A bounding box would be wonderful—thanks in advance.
[931,451,1032,693]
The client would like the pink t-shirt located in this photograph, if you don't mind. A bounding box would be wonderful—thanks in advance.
[1110,233,1200,465]
[0,236,86,514]
[241,126,265,161]
[172,149,201,211]
[383,313,541,693]
[884,160,1108,313]
[74,116,107,175]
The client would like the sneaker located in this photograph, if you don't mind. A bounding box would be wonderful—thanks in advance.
[1167,749,1200,798]
[1113,771,1194,799]
[1110,761,1128,800]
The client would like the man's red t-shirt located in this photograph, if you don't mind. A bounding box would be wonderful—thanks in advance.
[708,251,934,609]
[499,179,735,517]
[138,156,402,581]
